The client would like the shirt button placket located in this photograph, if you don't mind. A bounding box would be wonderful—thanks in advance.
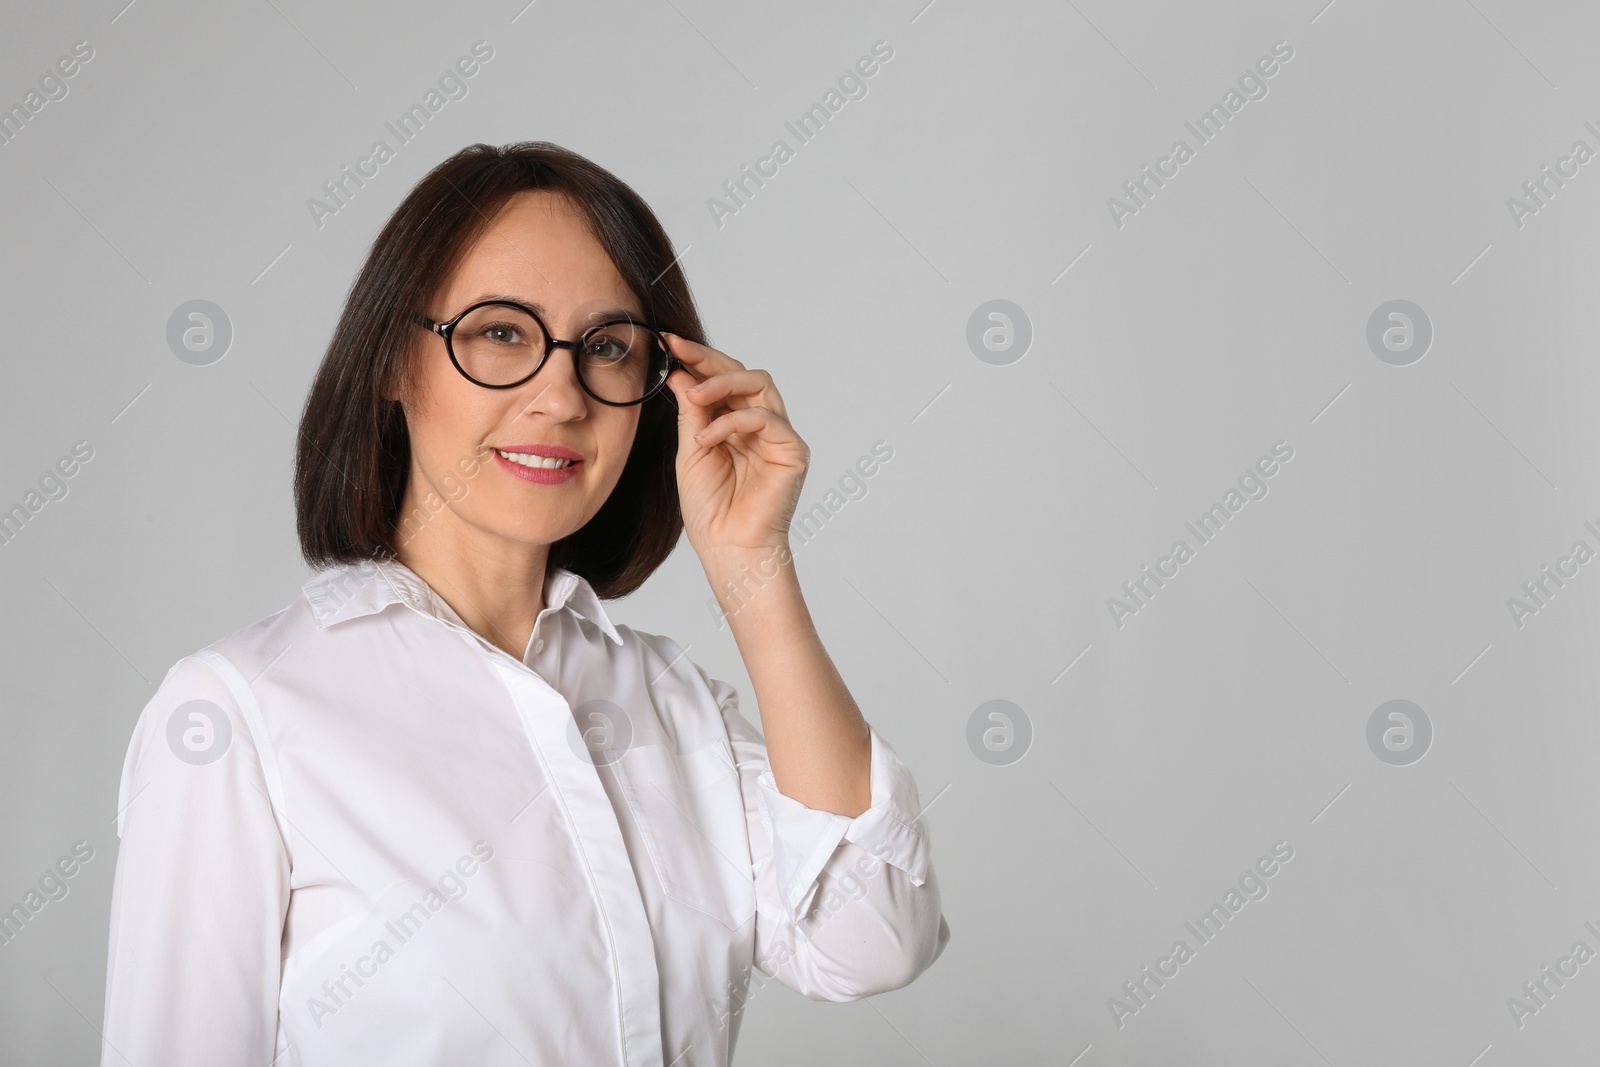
[494,662,663,1064]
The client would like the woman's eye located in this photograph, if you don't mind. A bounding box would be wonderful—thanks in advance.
[584,338,628,363]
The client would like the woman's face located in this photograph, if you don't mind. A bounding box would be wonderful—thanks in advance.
[397,190,645,554]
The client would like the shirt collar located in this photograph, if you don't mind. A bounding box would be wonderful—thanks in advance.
[302,558,624,646]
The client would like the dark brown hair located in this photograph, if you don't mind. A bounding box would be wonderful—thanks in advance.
[294,142,703,599]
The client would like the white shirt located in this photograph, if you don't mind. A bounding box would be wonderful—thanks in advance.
[100,559,949,1066]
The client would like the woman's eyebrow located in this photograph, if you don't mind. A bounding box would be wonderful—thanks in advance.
[477,293,644,323]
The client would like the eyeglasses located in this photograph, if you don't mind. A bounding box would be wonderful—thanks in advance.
[412,300,682,406]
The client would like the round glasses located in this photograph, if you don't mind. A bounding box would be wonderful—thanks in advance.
[412,300,682,406]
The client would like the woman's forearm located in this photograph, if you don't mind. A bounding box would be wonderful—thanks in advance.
[703,545,873,818]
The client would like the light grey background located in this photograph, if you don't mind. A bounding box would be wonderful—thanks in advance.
[3,0,1599,1063]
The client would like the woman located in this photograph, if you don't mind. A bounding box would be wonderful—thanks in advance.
[99,142,949,1065]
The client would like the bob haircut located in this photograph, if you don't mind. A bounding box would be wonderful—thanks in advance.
[294,141,704,600]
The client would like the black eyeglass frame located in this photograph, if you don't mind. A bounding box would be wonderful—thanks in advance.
[412,299,683,407]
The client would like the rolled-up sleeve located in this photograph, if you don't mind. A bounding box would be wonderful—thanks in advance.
[709,674,951,1002]
[100,651,291,1065]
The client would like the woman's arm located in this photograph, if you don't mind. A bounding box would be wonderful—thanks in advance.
[661,333,949,1003]
[101,653,290,1064]
[704,660,950,1007]
[702,544,872,818]
[661,332,884,820]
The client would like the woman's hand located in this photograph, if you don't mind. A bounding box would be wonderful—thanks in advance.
[663,333,809,558]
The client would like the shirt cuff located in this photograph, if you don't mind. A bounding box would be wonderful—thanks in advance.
[754,723,932,922]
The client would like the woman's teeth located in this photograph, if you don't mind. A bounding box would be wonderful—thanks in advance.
[496,450,575,469]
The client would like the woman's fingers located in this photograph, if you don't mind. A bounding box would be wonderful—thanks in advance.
[692,405,800,451]
[685,369,786,418]
[663,333,744,381]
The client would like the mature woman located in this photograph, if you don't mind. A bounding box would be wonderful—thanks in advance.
[99,141,949,1065]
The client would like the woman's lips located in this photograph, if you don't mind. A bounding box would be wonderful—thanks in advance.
[492,449,582,485]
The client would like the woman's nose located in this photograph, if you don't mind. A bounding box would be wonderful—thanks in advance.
[519,343,589,413]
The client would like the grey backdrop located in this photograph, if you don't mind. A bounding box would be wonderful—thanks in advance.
[4,0,1599,1063]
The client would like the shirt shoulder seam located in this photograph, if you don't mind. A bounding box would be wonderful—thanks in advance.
[188,647,292,852]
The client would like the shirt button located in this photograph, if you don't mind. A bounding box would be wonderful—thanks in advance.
[532,638,545,654]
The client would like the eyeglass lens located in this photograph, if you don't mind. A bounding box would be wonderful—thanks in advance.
[450,303,668,402]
